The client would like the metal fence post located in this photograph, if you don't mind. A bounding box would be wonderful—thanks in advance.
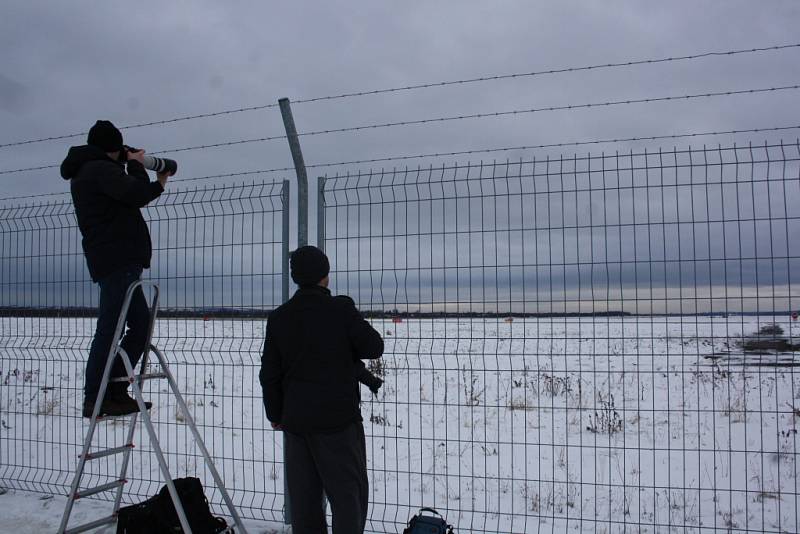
[317,176,326,251]
[281,180,290,304]
[278,98,308,248]
[279,98,310,526]
[279,179,292,525]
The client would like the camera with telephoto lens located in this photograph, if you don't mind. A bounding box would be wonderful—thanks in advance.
[123,146,178,175]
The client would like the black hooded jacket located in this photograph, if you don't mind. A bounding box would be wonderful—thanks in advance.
[260,286,384,433]
[61,145,164,281]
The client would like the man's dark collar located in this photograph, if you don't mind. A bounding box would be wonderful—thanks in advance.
[296,285,331,296]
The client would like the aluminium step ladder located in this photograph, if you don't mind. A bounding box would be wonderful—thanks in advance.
[57,280,248,534]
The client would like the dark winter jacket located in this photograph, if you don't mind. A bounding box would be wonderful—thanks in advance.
[260,285,384,433]
[61,145,164,281]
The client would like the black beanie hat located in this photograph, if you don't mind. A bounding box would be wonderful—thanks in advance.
[87,120,123,152]
[290,246,330,287]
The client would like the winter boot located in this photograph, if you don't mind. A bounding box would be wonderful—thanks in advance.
[82,384,152,418]
[109,382,153,412]
[82,396,142,418]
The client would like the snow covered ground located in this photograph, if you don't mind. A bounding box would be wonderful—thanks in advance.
[1,315,799,533]
[0,487,288,533]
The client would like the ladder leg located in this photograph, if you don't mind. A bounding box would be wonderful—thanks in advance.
[111,411,139,513]
[113,285,160,512]
[112,285,159,513]
[57,412,99,534]
[111,348,142,514]
[151,345,250,534]
[120,347,194,534]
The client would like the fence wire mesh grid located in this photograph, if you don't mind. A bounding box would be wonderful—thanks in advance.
[319,142,800,533]
[0,181,288,523]
[0,141,798,533]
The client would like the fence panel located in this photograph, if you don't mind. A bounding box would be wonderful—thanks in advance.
[0,180,288,523]
[320,141,800,533]
[2,140,799,533]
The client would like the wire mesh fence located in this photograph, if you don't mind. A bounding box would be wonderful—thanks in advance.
[319,141,800,533]
[0,139,799,533]
[0,180,289,523]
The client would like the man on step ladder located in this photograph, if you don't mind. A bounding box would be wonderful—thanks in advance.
[61,120,172,417]
[59,122,248,533]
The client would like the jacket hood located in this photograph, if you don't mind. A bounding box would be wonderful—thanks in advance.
[60,144,117,180]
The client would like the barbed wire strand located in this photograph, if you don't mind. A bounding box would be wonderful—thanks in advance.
[299,124,800,171]
[3,124,798,202]
[291,43,800,105]
[292,84,800,139]
[2,82,798,177]
[1,42,798,149]
[0,103,281,150]
[0,85,800,175]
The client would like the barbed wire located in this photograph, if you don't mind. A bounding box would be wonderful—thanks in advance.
[0,190,70,202]
[0,164,59,175]
[0,136,287,175]
[292,84,800,140]
[1,42,798,149]
[171,168,293,183]
[3,124,797,200]
[0,103,281,150]
[302,125,800,170]
[3,82,796,177]
[291,43,800,106]
[173,124,800,180]
[155,134,286,154]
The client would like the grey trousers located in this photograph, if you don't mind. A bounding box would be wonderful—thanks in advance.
[284,421,369,534]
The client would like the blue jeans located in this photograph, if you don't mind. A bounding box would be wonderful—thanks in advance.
[85,266,149,402]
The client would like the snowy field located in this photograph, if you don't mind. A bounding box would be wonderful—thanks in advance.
[1,315,799,533]
[0,487,287,533]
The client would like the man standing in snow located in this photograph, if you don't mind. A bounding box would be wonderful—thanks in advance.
[61,120,171,418]
[260,245,384,534]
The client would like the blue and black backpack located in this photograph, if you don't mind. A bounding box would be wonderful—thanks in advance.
[403,507,455,534]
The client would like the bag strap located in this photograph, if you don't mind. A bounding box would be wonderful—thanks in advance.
[418,507,456,533]
[419,507,443,517]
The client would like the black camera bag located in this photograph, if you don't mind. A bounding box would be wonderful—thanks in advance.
[116,477,229,533]
[403,507,455,534]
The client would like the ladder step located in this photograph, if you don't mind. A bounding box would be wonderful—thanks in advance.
[81,443,134,460]
[95,412,137,422]
[137,372,168,381]
[64,514,117,534]
[74,479,126,499]
[109,372,166,383]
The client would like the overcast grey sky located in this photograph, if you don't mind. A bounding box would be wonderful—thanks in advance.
[1,1,799,196]
[1,1,799,312]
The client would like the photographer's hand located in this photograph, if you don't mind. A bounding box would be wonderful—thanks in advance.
[126,148,145,164]
[157,170,170,188]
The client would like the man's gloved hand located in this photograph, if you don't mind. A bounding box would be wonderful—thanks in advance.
[369,377,383,395]
[365,375,383,395]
